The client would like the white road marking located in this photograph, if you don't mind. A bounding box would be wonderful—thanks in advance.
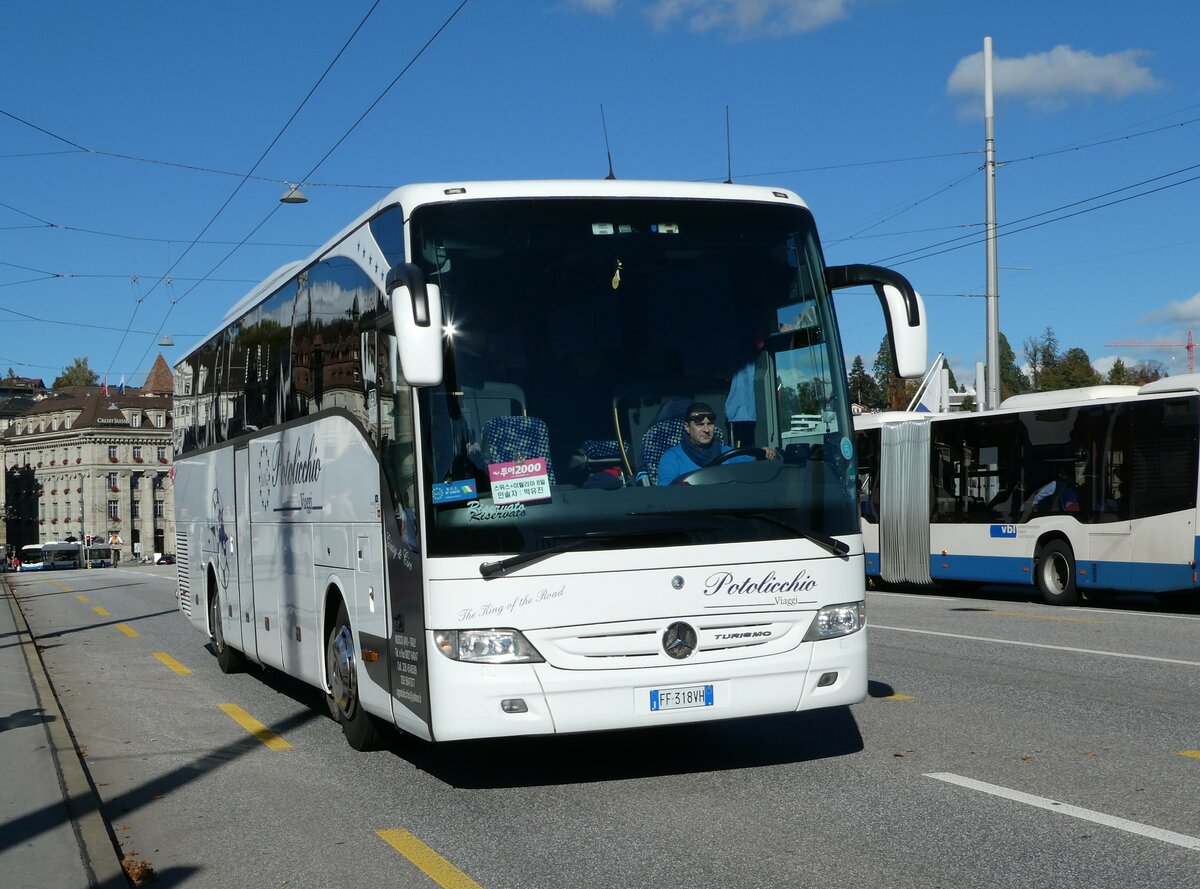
[870,624,1200,667]
[925,772,1200,851]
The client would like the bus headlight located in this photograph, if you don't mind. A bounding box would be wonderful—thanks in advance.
[433,629,545,664]
[802,601,866,641]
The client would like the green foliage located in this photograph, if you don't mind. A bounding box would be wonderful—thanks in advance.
[52,357,99,389]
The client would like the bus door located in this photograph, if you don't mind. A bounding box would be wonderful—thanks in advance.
[1084,404,1130,590]
[233,446,259,663]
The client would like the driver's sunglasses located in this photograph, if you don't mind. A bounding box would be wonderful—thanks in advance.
[687,413,716,425]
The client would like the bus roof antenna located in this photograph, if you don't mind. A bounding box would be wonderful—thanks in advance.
[600,105,617,180]
[725,105,733,184]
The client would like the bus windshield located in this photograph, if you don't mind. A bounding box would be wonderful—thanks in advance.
[400,197,856,558]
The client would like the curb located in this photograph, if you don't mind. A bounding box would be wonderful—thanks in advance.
[4,577,131,888]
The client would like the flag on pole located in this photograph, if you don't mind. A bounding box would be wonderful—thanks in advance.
[102,376,108,396]
[117,375,125,395]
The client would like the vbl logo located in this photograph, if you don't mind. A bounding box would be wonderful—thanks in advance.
[990,524,1017,538]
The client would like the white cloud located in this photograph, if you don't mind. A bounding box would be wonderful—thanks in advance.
[947,44,1162,113]
[573,1,852,36]
[1143,291,1200,325]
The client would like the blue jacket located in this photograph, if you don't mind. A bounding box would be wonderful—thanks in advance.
[657,444,748,486]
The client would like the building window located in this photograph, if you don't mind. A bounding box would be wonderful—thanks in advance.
[152,474,163,490]
[157,445,167,461]
[107,472,118,489]
[154,501,164,519]
[132,414,141,428]
[108,445,118,461]
[132,501,140,519]
[133,445,142,461]
[107,500,120,520]
[157,413,166,428]
[131,474,140,490]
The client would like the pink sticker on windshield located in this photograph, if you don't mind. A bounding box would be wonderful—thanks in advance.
[488,458,551,505]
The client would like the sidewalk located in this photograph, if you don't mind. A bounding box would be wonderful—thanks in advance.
[0,575,130,888]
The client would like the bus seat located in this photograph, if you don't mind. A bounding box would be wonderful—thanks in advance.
[482,416,556,485]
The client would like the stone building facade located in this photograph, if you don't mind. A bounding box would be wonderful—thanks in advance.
[2,357,175,562]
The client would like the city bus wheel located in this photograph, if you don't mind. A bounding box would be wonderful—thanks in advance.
[1035,540,1079,606]
[325,602,385,751]
[209,586,246,673]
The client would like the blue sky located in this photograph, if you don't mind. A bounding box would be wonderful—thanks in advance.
[3,0,1199,389]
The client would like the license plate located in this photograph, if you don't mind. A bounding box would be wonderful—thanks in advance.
[650,684,714,711]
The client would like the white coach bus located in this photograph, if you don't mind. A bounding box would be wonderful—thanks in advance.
[174,179,926,748]
[856,378,1200,605]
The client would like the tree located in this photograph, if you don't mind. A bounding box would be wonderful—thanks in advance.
[1106,358,1131,385]
[999,332,1030,399]
[1039,346,1101,391]
[848,354,883,409]
[52,357,99,389]
[1130,359,1165,385]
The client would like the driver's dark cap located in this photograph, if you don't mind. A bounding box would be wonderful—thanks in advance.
[685,402,715,423]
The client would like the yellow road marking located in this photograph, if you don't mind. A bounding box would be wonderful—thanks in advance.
[116,623,140,638]
[75,594,89,603]
[886,693,915,700]
[377,830,484,889]
[53,581,72,592]
[1180,750,1200,760]
[984,610,1105,624]
[154,652,192,675]
[92,606,111,617]
[218,704,291,750]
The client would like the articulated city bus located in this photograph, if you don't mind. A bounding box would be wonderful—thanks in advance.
[174,179,925,748]
[856,377,1200,604]
[18,543,45,571]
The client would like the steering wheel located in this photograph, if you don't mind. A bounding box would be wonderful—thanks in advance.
[706,446,768,466]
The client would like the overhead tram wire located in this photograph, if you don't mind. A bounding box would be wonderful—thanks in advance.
[876,164,1200,268]
[104,0,388,386]
[129,0,473,379]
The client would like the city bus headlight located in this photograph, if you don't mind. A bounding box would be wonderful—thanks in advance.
[433,629,545,664]
[802,601,866,641]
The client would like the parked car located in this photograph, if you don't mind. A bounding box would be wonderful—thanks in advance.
[157,553,175,565]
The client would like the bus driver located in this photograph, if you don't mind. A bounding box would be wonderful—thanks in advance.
[657,401,778,485]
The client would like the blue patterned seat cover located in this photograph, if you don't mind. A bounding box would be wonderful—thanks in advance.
[482,416,556,485]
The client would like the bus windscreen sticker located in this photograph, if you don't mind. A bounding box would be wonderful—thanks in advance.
[432,480,478,504]
[488,459,551,505]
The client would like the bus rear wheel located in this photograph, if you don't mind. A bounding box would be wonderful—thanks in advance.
[1035,540,1079,606]
[209,586,246,673]
[325,601,385,751]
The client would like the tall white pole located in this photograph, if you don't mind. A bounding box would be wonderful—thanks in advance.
[984,36,1000,410]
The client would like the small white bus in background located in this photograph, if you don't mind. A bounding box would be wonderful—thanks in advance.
[174,179,926,748]
[18,543,45,571]
[856,377,1200,605]
[85,544,117,568]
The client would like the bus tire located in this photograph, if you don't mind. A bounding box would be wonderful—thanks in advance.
[325,601,385,751]
[1035,540,1078,606]
[209,585,246,673]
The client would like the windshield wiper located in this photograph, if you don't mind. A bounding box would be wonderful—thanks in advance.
[628,508,850,558]
[479,528,696,579]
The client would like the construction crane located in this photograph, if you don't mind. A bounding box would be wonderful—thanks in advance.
[1104,329,1194,374]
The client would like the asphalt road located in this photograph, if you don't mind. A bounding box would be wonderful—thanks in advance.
[7,566,1198,888]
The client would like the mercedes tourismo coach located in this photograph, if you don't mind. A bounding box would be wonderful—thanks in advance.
[174,179,926,748]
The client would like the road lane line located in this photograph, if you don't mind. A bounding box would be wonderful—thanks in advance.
[377,830,484,889]
[153,652,192,675]
[925,772,1200,851]
[1180,750,1200,760]
[76,594,89,602]
[871,625,1200,667]
[92,605,111,617]
[116,623,140,638]
[982,610,1105,624]
[218,704,292,750]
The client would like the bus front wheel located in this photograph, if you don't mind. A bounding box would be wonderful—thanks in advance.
[209,586,246,673]
[1035,540,1079,606]
[325,602,385,751]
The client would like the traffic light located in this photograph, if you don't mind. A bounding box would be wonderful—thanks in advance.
[85,535,92,546]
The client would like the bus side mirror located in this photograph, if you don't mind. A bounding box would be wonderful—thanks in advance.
[385,263,444,386]
[826,264,927,379]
